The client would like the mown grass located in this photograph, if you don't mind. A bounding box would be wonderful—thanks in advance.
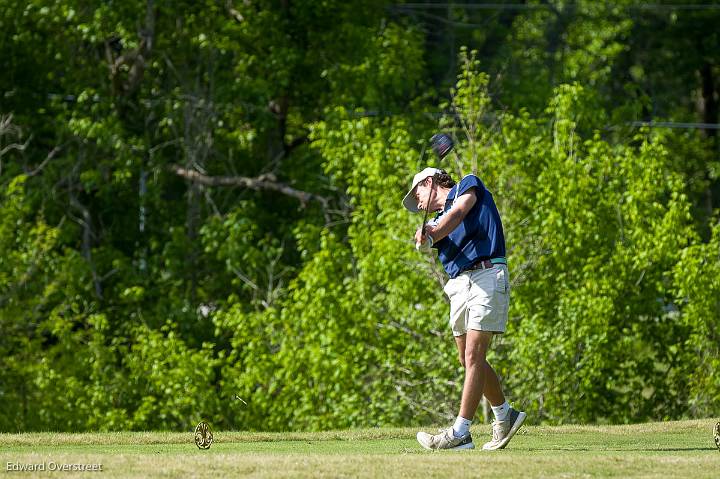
[1,419,718,478]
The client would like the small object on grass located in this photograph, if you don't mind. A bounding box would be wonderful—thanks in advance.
[195,421,213,450]
[714,422,720,451]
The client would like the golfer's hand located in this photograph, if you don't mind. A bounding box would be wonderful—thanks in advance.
[414,226,435,252]
[414,226,426,246]
[415,225,432,244]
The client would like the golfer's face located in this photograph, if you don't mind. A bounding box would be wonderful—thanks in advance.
[415,179,433,211]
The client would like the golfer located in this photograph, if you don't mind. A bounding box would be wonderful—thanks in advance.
[403,167,526,451]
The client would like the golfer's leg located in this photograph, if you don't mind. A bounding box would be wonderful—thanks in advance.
[482,361,506,407]
[459,330,493,420]
[457,333,504,405]
[454,334,466,368]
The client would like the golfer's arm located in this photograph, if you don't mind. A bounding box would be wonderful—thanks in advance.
[429,191,477,243]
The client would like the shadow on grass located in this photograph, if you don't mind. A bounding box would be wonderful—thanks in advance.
[523,446,712,452]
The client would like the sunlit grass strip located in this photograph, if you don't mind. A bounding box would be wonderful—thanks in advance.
[0,419,715,446]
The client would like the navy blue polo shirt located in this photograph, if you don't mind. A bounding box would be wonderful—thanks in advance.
[431,175,506,279]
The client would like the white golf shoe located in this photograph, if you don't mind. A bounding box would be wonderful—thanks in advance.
[482,407,526,450]
[416,427,474,451]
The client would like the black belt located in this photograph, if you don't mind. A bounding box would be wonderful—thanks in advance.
[464,258,505,273]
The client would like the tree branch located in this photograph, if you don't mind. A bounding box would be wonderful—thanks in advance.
[26,146,61,176]
[169,164,329,210]
[0,114,28,176]
[105,0,155,98]
[69,191,103,300]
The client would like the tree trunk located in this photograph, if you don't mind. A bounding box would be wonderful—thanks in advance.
[698,62,719,218]
[699,62,718,139]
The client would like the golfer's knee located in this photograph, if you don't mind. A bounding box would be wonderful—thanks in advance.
[464,349,486,368]
[458,354,466,368]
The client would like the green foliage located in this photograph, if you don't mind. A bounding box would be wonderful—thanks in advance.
[674,220,720,416]
[0,0,718,432]
[217,117,457,430]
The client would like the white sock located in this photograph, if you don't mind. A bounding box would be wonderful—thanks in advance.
[491,401,510,422]
[452,416,472,437]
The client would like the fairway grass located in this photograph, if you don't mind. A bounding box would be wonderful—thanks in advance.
[1,419,718,478]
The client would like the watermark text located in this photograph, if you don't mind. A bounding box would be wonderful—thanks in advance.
[7,462,103,472]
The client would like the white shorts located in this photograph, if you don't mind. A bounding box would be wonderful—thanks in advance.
[443,265,510,336]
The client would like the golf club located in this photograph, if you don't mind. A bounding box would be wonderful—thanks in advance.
[420,133,455,237]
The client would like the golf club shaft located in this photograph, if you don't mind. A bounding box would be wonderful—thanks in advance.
[420,177,435,236]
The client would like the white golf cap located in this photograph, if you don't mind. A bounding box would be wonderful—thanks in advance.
[402,167,441,212]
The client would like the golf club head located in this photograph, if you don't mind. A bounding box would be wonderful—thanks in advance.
[430,133,454,160]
